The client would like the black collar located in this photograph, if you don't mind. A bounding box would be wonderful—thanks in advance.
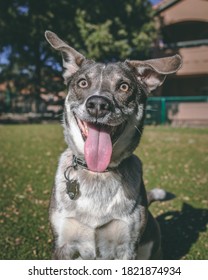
[64,155,110,200]
[69,155,116,172]
[71,155,88,170]
[64,155,117,200]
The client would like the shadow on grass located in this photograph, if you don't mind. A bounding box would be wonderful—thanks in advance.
[156,203,208,259]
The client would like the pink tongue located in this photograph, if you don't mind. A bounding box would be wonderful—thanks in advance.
[84,123,112,172]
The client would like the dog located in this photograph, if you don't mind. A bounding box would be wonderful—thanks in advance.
[45,31,182,259]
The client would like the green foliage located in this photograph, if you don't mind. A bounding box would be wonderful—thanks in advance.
[0,0,157,96]
[75,0,156,60]
[0,125,207,259]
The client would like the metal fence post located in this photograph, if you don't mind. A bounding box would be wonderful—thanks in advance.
[161,97,166,124]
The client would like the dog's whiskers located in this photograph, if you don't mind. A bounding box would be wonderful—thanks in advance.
[134,125,142,135]
[145,108,158,112]
[56,112,64,117]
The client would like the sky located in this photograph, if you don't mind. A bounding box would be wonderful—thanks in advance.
[150,0,161,4]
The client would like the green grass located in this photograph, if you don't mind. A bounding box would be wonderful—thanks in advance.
[0,124,207,259]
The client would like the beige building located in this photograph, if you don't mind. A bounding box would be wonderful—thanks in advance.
[154,0,208,97]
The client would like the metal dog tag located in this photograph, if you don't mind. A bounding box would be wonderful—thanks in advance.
[66,180,79,200]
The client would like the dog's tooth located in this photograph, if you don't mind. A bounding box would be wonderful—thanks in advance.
[83,122,88,136]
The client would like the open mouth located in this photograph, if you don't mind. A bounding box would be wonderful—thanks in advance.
[75,116,125,143]
[74,114,126,172]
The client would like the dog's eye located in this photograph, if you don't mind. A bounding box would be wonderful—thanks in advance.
[78,79,88,88]
[119,82,129,92]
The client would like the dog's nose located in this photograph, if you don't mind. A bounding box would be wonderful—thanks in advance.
[86,95,112,118]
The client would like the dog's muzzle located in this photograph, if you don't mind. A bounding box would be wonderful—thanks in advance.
[73,96,126,173]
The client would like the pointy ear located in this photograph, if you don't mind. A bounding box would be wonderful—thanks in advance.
[127,55,182,93]
[45,30,85,84]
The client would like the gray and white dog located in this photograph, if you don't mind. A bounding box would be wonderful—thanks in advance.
[45,31,182,260]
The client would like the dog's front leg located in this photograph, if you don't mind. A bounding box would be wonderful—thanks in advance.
[97,219,138,260]
[53,217,96,260]
[97,203,147,260]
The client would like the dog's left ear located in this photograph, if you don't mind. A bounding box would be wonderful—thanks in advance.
[45,31,85,83]
[127,55,182,93]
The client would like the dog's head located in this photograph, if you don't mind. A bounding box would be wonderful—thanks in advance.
[45,31,182,172]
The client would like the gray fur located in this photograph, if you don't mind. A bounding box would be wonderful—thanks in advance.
[45,31,182,259]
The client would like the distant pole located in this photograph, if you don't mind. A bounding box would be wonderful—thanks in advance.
[161,98,166,124]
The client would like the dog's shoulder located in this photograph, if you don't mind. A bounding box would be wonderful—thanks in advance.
[117,155,146,200]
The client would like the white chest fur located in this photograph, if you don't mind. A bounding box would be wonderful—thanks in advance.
[55,166,135,228]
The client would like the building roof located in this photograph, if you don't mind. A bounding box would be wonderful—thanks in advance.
[156,0,208,25]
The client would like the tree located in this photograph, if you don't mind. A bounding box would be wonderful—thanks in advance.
[0,0,74,98]
[75,0,156,60]
[0,0,156,112]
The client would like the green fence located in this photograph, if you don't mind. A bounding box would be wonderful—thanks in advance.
[145,96,208,125]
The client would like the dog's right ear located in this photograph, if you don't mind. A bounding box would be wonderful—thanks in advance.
[45,31,85,83]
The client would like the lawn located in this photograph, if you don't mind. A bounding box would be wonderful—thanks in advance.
[0,124,207,259]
